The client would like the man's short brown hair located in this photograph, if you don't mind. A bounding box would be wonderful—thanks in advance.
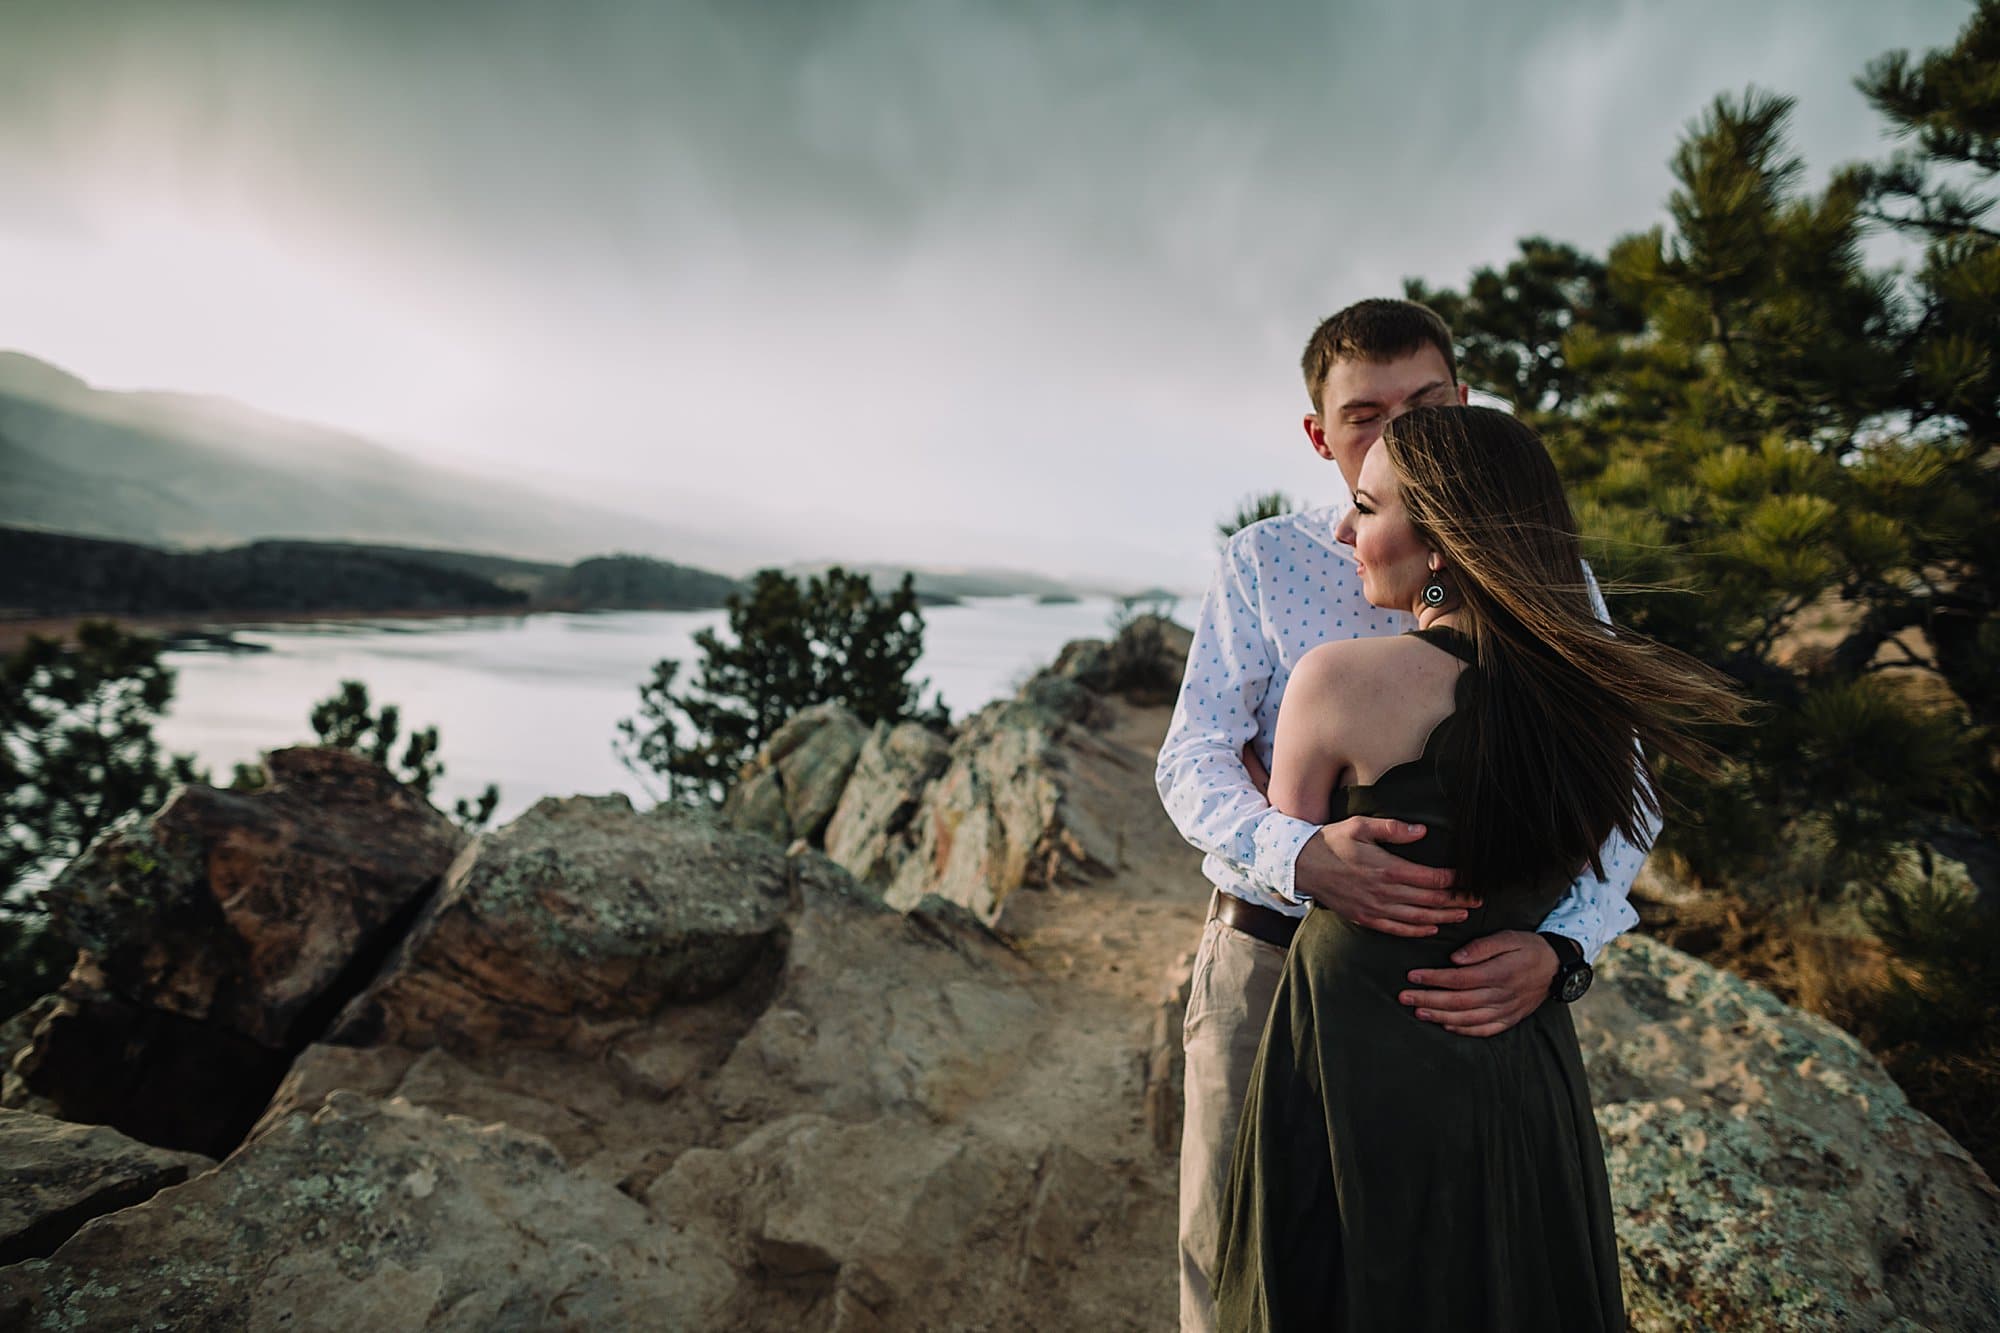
[1300,298,1457,414]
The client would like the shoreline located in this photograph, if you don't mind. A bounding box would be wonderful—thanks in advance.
[0,605,542,655]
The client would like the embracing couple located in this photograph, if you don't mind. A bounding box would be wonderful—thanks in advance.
[1156,299,1742,1331]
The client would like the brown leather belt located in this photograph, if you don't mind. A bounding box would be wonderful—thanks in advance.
[1213,889,1302,949]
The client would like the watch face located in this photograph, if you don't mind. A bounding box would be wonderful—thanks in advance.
[1559,964,1594,1004]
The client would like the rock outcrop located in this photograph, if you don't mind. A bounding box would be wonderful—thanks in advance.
[2,620,1996,1331]
[0,1091,737,1332]
[724,614,1192,926]
[1,824,1173,1331]
[9,746,463,1155]
[1044,612,1193,708]
[1576,934,2000,1332]
[722,703,871,847]
[329,794,794,1054]
[878,694,1126,921]
[822,721,952,883]
[0,1110,211,1266]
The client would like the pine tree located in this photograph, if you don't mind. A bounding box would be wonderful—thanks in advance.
[0,621,203,1014]
[1416,71,1994,898]
[1216,492,1298,543]
[271,680,500,831]
[1411,4,2000,1171]
[616,567,946,806]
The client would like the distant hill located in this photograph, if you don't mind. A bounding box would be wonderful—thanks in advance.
[0,526,740,618]
[0,351,741,565]
[0,351,1149,599]
[537,554,739,610]
[781,560,1113,602]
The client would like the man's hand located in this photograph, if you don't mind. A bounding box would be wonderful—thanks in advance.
[1400,930,1558,1038]
[1293,817,1478,938]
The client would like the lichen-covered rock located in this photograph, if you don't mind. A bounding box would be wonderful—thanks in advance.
[823,721,952,885]
[43,746,463,1049]
[646,1112,1153,1332]
[1576,933,2000,1332]
[0,1090,738,1332]
[330,796,794,1054]
[14,747,463,1154]
[881,697,1123,923]
[705,854,1041,1125]
[0,1109,212,1266]
[722,702,870,845]
[11,987,291,1158]
[223,848,1162,1332]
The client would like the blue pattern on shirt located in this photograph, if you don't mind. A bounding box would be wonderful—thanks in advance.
[1153,505,1647,963]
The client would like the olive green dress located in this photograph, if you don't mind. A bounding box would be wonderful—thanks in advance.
[1212,626,1625,1332]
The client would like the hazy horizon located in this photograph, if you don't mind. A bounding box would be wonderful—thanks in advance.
[0,0,1969,590]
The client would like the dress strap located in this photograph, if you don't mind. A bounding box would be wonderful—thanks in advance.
[1405,624,1477,664]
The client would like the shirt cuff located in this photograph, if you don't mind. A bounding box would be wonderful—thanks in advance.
[1536,894,1634,966]
[1251,811,1322,904]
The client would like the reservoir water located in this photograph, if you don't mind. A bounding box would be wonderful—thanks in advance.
[153,595,1195,824]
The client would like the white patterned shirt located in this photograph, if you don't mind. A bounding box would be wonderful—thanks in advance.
[1154,505,1648,963]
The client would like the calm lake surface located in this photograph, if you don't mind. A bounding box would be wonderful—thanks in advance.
[154,596,1196,823]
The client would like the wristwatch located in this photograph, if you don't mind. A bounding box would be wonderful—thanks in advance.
[1538,932,1593,1003]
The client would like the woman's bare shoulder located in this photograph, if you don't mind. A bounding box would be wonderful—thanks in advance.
[1289,633,1457,714]
[1291,633,1435,684]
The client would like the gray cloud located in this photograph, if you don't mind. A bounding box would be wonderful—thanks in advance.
[0,0,1969,587]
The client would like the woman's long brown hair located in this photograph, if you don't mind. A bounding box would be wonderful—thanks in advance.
[1380,405,1747,892]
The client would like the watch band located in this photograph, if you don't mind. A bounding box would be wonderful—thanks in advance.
[1538,931,1584,966]
[1538,931,1593,1003]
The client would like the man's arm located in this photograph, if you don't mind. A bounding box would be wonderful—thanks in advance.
[1153,535,1321,900]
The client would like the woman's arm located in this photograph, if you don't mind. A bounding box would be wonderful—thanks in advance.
[1266,643,1353,827]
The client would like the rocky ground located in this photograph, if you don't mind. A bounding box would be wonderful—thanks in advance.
[2,618,1997,1331]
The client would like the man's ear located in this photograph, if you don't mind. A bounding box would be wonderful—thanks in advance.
[1303,413,1334,462]
[1454,381,1471,406]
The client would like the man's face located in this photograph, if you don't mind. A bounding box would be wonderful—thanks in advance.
[1304,346,1465,492]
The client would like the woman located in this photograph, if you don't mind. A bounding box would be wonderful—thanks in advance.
[1211,405,1745,1331]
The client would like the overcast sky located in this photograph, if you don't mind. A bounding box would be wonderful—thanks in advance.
[0,0,1971,590]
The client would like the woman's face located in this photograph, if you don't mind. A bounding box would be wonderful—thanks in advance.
[1349,443,1438,614]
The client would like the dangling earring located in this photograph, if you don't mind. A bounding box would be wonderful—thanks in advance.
[1422,570,1448,607]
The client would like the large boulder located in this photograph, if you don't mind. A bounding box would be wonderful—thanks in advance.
[0,1091,738,1332]
[703,859,1042,1126]
[822,721,952,885]
[1576,933,2000,1332]
[881,697,1123,923]
[13,747,464,1154]
[330,796,794,1054]
[722,703,870,846]
[2,840,1174,1331]
[0,1109,212,1266]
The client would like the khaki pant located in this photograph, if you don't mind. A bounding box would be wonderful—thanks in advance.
[1178,895,1290,1333]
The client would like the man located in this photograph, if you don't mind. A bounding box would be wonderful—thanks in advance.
[1156,298,1650,1332]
